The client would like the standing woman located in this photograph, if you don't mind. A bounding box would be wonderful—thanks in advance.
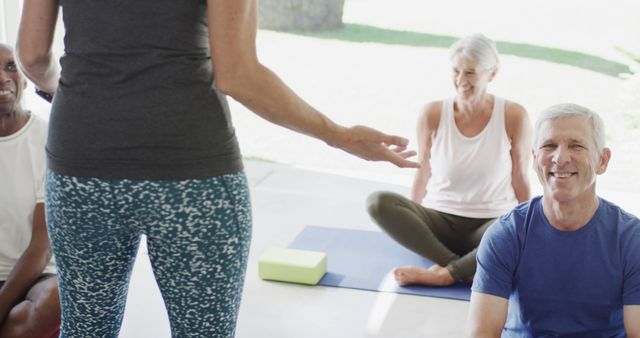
[17,0,417,337]
[367,34,532,286]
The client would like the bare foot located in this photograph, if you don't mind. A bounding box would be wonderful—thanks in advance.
[393,265,456,286]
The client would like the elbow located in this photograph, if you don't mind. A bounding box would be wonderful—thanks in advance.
[214,73,237,97]
[212,56,262,99]
[214,65,256,99]
[211,56,245,98]
[214,67,253,100]
[16,45,50,75]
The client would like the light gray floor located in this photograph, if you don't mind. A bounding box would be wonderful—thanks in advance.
[118,159,470,338]
[118,159,639,338]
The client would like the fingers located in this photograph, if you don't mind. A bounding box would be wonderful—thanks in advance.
[397,150,417,159]
[348,125,418,167]
[389,144,408,153]
[383,134,409,148]
[383,142,418,168]
[391,158,420,168]
[359,125,408,148]
[387,151,420,168]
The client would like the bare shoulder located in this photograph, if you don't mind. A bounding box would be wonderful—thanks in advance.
[504,100,528,119]
[418,100,444,132]
[504,100,530,136]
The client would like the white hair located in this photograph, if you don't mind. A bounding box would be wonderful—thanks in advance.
[534,103,606,155]
[449,34,499,71]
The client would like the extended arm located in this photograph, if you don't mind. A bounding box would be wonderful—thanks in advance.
[206,0,417,168]
[16,0,60,93]
[625,305,640,338]
[410,102,440,202]
[0,203,53,325]
[505,102,532,203]
[467,291,508,338]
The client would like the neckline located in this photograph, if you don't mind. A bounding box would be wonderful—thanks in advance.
[537,197,602,235]
[0,113,34,143]
[451,97,498,140]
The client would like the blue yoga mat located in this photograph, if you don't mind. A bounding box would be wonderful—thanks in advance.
[288,225,471,301]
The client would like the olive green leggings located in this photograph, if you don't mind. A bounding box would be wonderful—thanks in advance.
[366,191,495,280]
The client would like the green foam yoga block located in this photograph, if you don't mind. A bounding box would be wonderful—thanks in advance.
[258,247,327,285]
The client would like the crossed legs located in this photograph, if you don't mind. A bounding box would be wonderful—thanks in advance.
[367,191,495,286]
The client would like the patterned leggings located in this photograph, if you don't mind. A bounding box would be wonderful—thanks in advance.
[45,170,252,338]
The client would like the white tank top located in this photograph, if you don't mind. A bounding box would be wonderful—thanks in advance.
[423,97,517,218]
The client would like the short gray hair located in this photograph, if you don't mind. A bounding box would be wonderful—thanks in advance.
[449,34,499,71]
[534,103,606,154]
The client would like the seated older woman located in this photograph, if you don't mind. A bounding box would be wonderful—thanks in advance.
[0,43,59,337]
[367,34,532,286]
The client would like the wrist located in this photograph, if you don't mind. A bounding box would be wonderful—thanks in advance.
[324,123,350,149]
[35,88,54,103]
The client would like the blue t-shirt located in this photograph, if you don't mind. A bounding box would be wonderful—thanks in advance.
[473,196,640,337]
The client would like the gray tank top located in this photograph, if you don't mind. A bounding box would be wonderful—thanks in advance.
[48,0,243,180]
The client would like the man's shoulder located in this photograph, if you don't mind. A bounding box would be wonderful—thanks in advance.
[495,197,539,228]
[28,114,48,135]
[21,113,48,147]
[482,198,539,246]
[595,198,640,260]
[598,197,640,232]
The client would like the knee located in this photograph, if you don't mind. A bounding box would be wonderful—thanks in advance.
[3,302,29,328]
[1,281,60,338]
[366,191,401,221]
[31,281,61,332]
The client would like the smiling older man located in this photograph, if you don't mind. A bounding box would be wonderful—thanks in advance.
[467,103,640,337]
[0,43,59,338]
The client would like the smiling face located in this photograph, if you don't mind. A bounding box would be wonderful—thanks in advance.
[451,54,495,100]
[0,45,25,117]
[533,116,610,205]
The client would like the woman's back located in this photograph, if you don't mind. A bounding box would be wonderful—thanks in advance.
[49,0,243,180]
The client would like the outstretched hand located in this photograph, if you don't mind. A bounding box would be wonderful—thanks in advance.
[334,125,419,168]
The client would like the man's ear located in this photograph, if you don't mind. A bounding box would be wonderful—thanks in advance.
[596,148,611,175]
